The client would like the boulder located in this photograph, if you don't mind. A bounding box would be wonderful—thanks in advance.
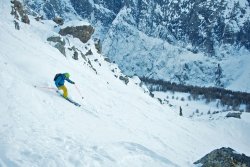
[119,76,129,85]
[194,147,250,167]
[53,17,64,25]
[59,25,94,43]
[21,14,30,24]
[226,112,242,119]
[47,36,66,56]
[85,49,93,56]
[73,51,78,60]
[104,57,111,63]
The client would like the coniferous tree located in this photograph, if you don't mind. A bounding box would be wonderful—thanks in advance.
[179,106,183,116]
[215,63,223,87]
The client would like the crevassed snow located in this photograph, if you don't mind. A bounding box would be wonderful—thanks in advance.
[0,0,250,167]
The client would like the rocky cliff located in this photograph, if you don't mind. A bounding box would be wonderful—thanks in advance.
[23,0,250,91]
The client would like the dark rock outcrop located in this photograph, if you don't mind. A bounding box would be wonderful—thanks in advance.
[35,16,44,21]
[21,14,30,24]
[54,43,66,56]
[226,112,242,119]
[13,20,20,30]
[47,36,65,44]
[53,17,64,25]
[119,75,129,85]
[104,57,111,63]
[85,49,93,56]
[68,46,77,59]
[94,38,102,54]
[47,36,66,56]
[194,147,250,167]
[11,0,30,24]
[59,25,94,43]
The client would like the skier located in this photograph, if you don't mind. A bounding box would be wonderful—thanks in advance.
[54,73,75,98]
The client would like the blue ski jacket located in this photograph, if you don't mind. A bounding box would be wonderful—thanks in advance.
[55,73,74,87]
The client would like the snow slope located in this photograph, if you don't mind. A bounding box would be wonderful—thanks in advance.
[153,91,246,120]
[1,1,250,167]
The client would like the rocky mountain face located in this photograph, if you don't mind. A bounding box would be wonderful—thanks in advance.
[130,0,250,54]
[23,0,250,90]
[25,0,250,50]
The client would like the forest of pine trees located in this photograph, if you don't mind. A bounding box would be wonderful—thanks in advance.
[140,77,250,111]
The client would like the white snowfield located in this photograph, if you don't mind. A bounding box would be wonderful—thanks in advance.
[0,0,250,167]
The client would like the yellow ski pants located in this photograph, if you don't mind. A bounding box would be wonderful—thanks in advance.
[58,85,68,98]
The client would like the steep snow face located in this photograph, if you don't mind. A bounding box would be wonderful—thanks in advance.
[1,0,250,167]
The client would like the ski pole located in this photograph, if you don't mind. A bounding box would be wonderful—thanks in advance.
[74,84,84,99]
[34,85,57,90]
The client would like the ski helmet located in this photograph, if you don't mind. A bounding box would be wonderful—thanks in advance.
[65,73,70,78]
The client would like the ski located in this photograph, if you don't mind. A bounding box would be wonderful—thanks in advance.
[65,97,81,107]
[56,91,81,107]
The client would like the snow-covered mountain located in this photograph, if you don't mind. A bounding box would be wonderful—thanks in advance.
[1,1,250,166]
[22,0,250,92]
